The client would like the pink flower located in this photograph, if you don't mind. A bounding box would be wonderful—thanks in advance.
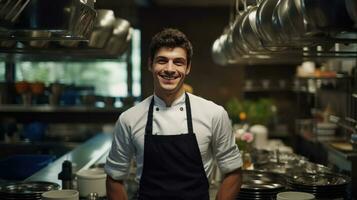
[240,132,254,143]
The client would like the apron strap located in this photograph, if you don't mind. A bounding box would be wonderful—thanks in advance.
[145,93,194,135]
[185,93,194,134]
[145,97,155,135]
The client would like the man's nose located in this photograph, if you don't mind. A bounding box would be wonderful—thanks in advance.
[164,61,175,71]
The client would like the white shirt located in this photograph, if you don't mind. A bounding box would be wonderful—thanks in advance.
[105,93,242,182]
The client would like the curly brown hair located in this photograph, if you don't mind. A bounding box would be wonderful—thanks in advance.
[149,28,193,65]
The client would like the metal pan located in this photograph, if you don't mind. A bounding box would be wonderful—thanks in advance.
[301,0,355,34]
[346,0,357,27]
[241,3,266,52]
[105,19,132,56]
[256,0,289,51]
[232,0,251,54]
[211,37,227,66]
[14,0,96,40]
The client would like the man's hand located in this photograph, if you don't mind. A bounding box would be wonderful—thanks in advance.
[106,175,128,200]
[215,168,242,200]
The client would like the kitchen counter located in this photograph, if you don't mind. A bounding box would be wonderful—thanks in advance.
[322,141,357,199]
[25,133,113,186]
[296,133,356,199]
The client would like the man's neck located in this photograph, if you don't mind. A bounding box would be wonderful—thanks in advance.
[155,88,185,107]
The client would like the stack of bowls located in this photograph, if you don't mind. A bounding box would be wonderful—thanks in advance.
[236,170,286,199]
[287,172,350,199]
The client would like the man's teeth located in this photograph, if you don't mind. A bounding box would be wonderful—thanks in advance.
[161,75,176,80]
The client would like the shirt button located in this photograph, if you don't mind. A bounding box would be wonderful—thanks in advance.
[180,107,184,111]
[156,107,159,111]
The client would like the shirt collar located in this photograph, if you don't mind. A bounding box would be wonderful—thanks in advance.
[153,92,186,108]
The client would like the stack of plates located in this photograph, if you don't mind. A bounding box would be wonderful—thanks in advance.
[0,181,60,200]
[288,172,350,199]
[237,170,286,200]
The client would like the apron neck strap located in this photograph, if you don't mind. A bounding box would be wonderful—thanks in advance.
[145,93,194,135]
[185,93,194,133]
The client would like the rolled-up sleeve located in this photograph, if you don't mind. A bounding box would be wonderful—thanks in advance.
[105,115,134,180]
[212,107,242,175]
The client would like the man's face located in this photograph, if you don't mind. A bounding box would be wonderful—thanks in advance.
[150,47,191,96]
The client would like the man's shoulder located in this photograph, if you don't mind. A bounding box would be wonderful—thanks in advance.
[119,96,152,122]
[188,93,225,113]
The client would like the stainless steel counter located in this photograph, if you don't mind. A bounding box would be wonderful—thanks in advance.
[25,133,112,186]
[322,142,357,199]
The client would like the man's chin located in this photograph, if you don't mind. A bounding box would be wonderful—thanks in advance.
[158,85,181,94]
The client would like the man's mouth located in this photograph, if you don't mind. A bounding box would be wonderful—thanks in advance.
[159,74,179,80]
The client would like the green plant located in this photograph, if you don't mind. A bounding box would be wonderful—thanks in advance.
[226,98,275,126]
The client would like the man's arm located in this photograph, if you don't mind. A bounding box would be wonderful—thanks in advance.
[106,175,128,200]
[215,168,242,200]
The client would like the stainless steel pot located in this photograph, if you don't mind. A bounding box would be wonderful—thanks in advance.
[220,25,243,63]
[240,4,264,52]
[300,0,355,33]
[346,0,357,26]
[105,18,131,56]
[256,0,287,50]
[211,37,227,65]
[15,0,96,41]
[232,6,251,54]
[88,9,116,48]
[276,0,305,40]
[0,0,30,26]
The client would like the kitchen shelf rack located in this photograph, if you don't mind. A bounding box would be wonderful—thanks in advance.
[0,105,126,123]
[0,45,128,61]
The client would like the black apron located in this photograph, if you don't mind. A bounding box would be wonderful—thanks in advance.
[137,93,210,200]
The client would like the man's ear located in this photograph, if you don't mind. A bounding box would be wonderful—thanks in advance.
[185,63,191,75]
[148,58,152,72]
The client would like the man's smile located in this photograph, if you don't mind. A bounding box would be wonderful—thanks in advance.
[159,73,180,80]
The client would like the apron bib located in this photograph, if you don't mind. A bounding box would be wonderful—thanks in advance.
[137,93,209,200]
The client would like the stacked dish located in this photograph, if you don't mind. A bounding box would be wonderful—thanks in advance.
[236,170,286,200]
[288,172,350,199]
[0,181,60,200]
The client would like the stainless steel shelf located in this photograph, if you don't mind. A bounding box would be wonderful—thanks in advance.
[0,46,128,61]
[0,105,125,123]
[0,105,125,113]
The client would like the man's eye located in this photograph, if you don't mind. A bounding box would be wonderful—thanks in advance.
[157,59,167,64]
[174,59,186,66]
[174,61,184,66]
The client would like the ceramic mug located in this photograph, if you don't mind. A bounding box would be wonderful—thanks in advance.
[41,189,79,200]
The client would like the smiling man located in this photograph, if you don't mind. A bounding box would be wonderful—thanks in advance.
[105,28,242,200]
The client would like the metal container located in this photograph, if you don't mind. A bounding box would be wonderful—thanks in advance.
[105,18,132,56]
[13,0,96,41]
[0,0,30,26]
[87,9,116,48]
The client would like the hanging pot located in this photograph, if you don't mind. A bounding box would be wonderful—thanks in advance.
[105,18,132,56]
[256,0,287,50]
[276,0,305,40]
[345,0,357,27]
[211,37,227,66]
[240,4,265,52]
[300,0,355,34]
[232,6,251,54]
[88,9,116,48]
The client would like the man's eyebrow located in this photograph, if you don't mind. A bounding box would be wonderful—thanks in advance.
[155,56,168,60]
[174,57,187,61]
